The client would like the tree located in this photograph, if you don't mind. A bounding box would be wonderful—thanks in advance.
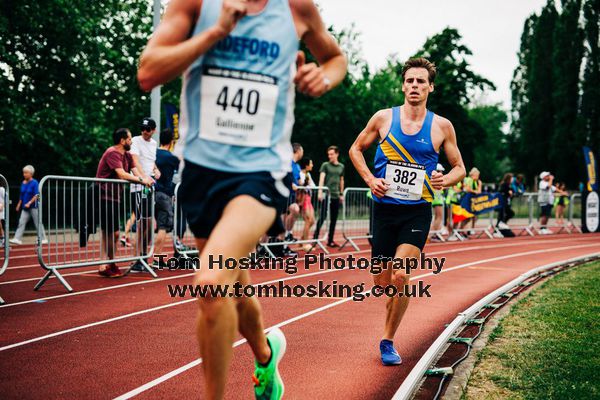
[510,14,538,169]
[0,0,154,183]
[551,0,585,183]
[469,105,510,182]
[511,2,558,182]
[411,28,496,175]
[581,0,600,150]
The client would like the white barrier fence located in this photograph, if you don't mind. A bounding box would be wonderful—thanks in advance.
[340,188,373,251]
[35,175,157,293]
[259,186,331,258]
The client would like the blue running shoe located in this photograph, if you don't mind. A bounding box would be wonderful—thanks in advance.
[380,339,402,365]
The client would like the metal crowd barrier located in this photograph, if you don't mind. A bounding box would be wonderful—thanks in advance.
[446,195,496,241]
[0,174,9,304]
[35,175,157,293]
[527,191,578,234]
[259,186,330,257]
[172,182,199,260]
[340,188,373,251]
[500,193,535,236]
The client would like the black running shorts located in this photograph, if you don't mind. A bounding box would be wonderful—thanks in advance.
[179,161,293,239]
[371,202,432,258]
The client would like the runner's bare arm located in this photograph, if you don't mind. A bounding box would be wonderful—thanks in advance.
[138,0,246,91]
[438,119,466,189]
[349,110,389,198]
[291,0,347,97]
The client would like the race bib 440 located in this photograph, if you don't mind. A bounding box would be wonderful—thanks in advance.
[200,66,278,148]
[385,160,425,201]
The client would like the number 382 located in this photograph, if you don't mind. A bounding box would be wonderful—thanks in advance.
[393,169,417,185]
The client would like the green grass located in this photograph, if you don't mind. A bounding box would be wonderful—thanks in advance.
[464,261,600,400]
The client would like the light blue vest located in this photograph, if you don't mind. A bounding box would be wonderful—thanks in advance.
[178,0,299,175]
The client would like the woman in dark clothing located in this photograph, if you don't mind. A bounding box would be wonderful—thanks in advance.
[497,173,515,228]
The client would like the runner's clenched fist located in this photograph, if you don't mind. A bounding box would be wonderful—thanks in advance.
[215,0,248,35]
[294,51,331,97]
[430,170,444,190]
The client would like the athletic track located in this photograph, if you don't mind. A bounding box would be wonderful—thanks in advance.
[1,232,599,399]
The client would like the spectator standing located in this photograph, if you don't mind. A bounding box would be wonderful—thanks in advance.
[284,143,303,242]
[537,171,566,234]
[430,163,445,233]
[298,158,316,251]
[460,167,482,232]
[10,165,47,245]
[95,128,153,277]
[445,180,462,239]
[554,182,569,226]
[152,129,180,268]
[314,145,345,247]
[129,117,160,271]
[511,173,526,197]
[497,172,515,228]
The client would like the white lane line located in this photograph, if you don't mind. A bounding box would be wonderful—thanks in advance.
[2,235,594,287]
[0,263,373,352]
[3,241,597,374]
[0,249,370,308]
[113,242,600,399]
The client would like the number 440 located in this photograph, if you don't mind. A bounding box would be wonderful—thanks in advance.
[216,86,260,115]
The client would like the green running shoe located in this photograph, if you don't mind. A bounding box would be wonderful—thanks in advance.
[253,328,287,400]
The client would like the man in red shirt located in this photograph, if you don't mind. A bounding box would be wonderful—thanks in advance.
[96,128,153,277]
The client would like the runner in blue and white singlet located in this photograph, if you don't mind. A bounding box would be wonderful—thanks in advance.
[138,1,347,399]
[372,106,439,205]
[349,57,466,367]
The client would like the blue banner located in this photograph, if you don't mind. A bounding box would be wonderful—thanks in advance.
[583,146,598,191]
[459,192,503,215]
[164,103,180,149]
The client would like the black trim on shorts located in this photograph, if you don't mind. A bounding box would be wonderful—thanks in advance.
[178,161,292,239]
[371,202,432,258]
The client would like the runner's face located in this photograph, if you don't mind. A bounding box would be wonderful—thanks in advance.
[402,68,433,105]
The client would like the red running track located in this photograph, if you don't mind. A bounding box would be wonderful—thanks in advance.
[0,233,599,399]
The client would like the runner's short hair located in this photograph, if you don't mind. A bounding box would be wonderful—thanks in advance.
[327,145,339,154]
[292,142,303,154]
[401,57,436,84]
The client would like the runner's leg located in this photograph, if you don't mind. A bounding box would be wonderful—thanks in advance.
[194,195,276,399]
[381,244,419,340]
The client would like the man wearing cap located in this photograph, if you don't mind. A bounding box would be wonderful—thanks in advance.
[129,117,161,271]
[537,171,566,234]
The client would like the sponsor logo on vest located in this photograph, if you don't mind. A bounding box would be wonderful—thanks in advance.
[214,35,280,61]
